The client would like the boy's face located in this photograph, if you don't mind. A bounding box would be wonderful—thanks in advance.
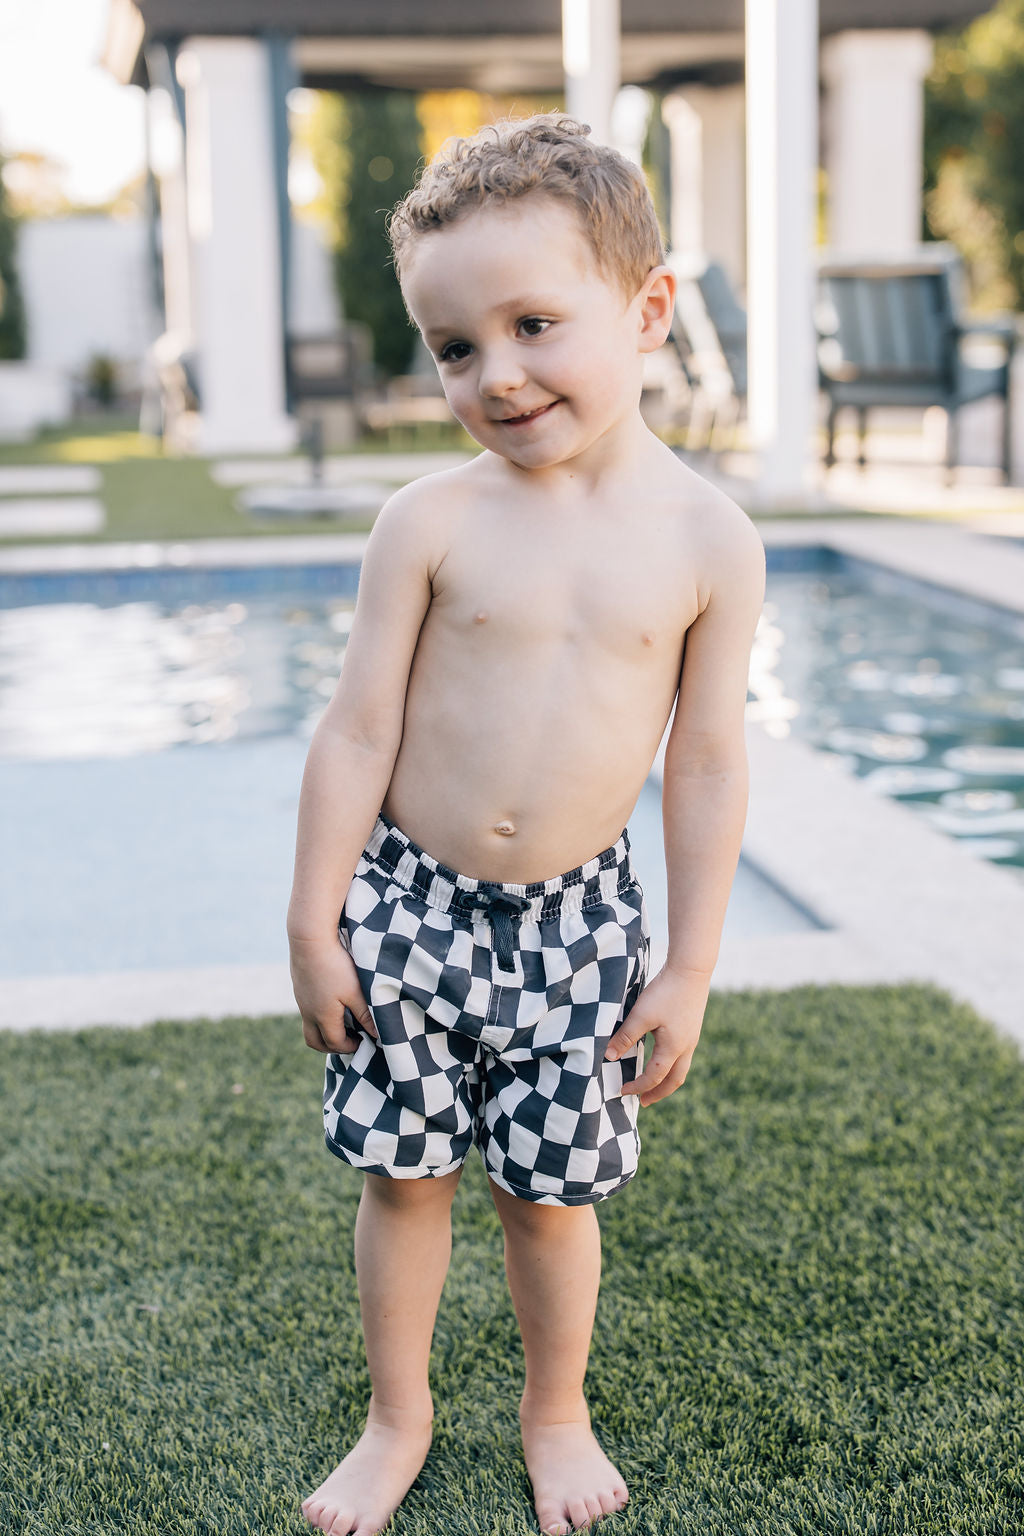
[400,196,668,472]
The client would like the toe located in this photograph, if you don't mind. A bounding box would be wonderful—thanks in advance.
[326,1513,356,1536]
[598,1487,622,1516]
[585,1496,605,1524]
[567,1497,592,1529]
[537,1503,571,1536]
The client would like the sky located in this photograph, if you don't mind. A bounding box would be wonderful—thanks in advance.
[0,0,146,204]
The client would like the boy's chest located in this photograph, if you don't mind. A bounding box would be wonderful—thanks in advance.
[431,519,699,658]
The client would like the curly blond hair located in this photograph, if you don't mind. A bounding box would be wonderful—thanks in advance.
[387,112,664,297]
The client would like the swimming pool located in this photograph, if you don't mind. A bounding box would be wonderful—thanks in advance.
[0,553,823,981]
[753,548,1024,875]
[3,545,1022,866]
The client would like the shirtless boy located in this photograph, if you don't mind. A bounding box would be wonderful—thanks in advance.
[288,113,765,1536]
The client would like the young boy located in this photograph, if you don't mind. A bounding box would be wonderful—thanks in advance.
[288,113,765,1536]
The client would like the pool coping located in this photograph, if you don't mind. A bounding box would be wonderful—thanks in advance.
[4,514,1023,1045]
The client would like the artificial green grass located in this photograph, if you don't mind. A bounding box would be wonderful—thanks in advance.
[0,418,469,545]
[2,983,1022,1535]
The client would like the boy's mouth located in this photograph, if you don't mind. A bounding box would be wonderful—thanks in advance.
[497,401,559,427]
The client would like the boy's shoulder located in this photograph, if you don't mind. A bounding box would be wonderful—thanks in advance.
[648,446,764,552]
[367,458,481,560]
[658,453,766,609]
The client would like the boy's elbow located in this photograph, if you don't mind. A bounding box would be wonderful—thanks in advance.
[315,699,403,761]
[664,730,748,781]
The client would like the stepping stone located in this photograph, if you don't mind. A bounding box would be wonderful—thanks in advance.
[0,499,105,537]
[0,465,101,494]
[237,481,389,519]
[212,451,472,486]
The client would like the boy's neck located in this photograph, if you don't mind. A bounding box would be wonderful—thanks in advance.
[492,411,662,499]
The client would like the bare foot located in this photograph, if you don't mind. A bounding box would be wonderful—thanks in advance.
[520,1400,628,1534]
[301,1402,433,1536]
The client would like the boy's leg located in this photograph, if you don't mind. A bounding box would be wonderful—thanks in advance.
[489,1179,629,1536]
[302,1167,461,1536]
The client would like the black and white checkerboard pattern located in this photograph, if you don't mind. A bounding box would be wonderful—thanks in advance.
[323,816,651,1206]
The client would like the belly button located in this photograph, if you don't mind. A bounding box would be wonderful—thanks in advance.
[474,611,488,624]
[641,632,655,647]
[493,820,516,837]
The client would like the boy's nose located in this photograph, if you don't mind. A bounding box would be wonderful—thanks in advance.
[478,347,528,399]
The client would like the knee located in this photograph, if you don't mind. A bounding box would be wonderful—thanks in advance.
[363,1168,461,1212]
[490,1180,593,1238]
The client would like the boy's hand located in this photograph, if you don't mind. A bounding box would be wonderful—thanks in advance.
[604,964,711,1106]
[289,933,378,1055]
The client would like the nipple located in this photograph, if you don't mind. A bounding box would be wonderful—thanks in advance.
[474,611,488,625]
[493,820,516,837]
[641,632,655,647]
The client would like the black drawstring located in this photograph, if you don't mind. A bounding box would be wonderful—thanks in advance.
[474,885,531,972]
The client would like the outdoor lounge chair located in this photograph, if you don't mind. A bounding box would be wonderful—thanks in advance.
[815,246,1017,482]
[667,254,747,450]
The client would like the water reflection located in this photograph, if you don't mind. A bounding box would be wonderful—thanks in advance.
[752,575,1024,872]
[0,595,354,760]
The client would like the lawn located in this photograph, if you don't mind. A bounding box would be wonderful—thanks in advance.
[2,982,1022,1535]
[0,417,469,544]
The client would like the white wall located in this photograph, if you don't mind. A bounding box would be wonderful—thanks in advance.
[15,208,337,407]
[18,215,158,381]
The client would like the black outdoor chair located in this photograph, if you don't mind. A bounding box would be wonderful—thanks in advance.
[815,247,1017,482]
[667,254,747,449]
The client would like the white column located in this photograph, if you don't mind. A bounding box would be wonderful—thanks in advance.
[662,85,746,288]
[562,0,620,146]
[177,38,296,456]
[822,30,933,255]
[745,0,819,505]
[147,86,192,339]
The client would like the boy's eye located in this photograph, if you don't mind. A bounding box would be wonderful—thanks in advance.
[438,342,472,363]
[518,317,551,338]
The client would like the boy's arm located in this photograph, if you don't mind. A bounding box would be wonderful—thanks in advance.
[287,486,436,1053]
[606,502,766,1105]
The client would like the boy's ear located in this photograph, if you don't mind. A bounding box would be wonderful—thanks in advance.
[636,266,676,353]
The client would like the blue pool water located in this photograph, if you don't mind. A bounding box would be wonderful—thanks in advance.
[4,544,1021,979]
[755,549,1024,874]
[0,556,817,979]
[3,549,1023,871]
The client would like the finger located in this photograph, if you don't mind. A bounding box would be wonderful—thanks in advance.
[302,1018,331,1054]
[621,1049,679,1098]
[344,999,378,1041]
[638,1056,694,1106]
[304,1014,360,1056]
[604,1019,648,1062]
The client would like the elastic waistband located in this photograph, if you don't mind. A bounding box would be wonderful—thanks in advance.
[363,814,634,924]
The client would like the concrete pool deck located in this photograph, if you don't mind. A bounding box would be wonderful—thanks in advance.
[2,508,1022,1045]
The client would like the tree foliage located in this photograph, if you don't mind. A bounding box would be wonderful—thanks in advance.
[309,88,559,379]
[925,0,1024,309]
[332,91,424,379]
[0,155,27,360]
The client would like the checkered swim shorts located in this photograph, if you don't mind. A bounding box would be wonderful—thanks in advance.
[323,815,651,1206]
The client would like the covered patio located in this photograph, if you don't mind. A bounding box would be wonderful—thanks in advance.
[103,0,998,499]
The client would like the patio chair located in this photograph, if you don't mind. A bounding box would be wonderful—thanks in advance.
[286,323,374,408]
[668,254,748,445]
[815,247,1017,482]
[666,254,747,450]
